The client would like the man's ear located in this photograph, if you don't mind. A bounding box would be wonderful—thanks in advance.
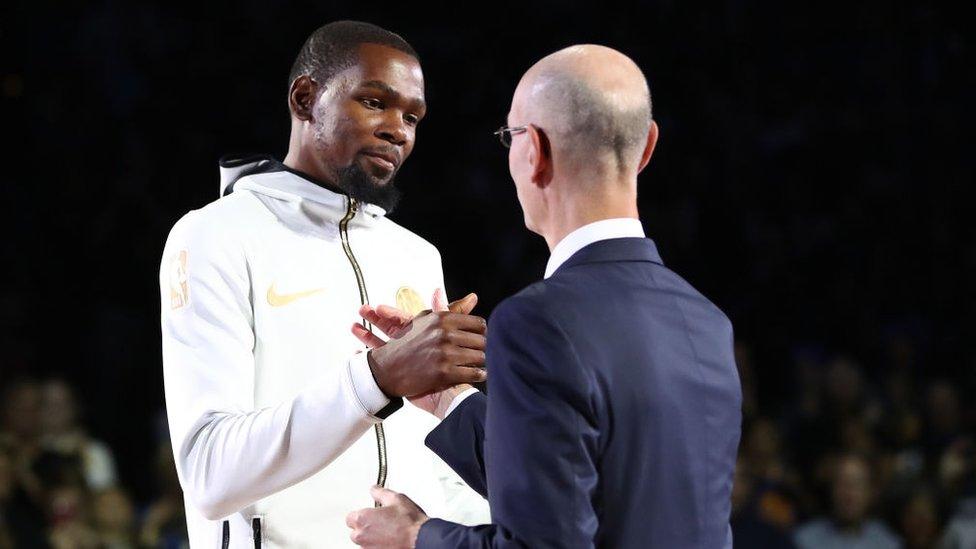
[528,125,553,188]
[637,120,659,174]
[288,75,317,121]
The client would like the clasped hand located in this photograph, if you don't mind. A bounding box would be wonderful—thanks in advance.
[346,290,484,547]
[350,289,485,416]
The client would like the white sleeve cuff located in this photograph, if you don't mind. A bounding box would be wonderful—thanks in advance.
[444,387,479,418]
[347,352,392,418]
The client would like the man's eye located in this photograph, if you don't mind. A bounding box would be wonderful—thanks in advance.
[404,114,419,125]
[361,98,383,109]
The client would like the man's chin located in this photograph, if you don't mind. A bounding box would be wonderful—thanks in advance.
[359,156,399,183]
[337,163,402,212]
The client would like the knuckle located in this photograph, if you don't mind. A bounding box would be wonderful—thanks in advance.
[438,344,454,363]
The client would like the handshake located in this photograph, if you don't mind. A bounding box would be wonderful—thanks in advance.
[352,289,486,419]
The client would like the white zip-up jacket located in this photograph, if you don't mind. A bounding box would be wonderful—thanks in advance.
[160,156,488,547]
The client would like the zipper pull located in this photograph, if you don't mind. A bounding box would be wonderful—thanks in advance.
[349,197,359,215]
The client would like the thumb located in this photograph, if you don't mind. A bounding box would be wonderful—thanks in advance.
[370,485,400,507]
[432,288,449,312]
[448,293,478,315]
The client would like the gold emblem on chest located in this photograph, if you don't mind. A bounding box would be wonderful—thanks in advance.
[395,286,426,315]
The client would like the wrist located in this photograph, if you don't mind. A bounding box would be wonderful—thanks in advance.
[433,387,463,420]
[366,349,396,399]
[409,516,428,548]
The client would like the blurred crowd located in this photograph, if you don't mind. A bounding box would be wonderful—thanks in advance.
[733,342,976,549]
[2,1,972,548]
[0,378,187,549]
[3,339,974,548]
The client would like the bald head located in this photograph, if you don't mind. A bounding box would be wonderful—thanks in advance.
[513,45,652,174]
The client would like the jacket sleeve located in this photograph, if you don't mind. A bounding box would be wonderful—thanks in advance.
[425,392,488,497]
[160,211,400,520]
[417,295,601,548]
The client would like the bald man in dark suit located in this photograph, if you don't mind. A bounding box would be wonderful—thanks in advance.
[347,44,743,549]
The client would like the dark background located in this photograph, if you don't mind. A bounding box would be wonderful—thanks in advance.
[2,1,974,547]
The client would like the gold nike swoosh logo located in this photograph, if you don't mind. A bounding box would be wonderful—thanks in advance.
[267,283,326,307]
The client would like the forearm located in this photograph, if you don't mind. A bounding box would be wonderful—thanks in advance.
[168,352,392,519]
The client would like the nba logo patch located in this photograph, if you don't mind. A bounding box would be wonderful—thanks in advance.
[169,250,189,310]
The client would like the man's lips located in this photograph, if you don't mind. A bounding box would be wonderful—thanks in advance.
[361,151,400,171]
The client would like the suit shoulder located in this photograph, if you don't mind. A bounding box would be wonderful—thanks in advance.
[489,282,565,333]
[655,265,734,330]
[505,275,591,316]
[487,288,587,385]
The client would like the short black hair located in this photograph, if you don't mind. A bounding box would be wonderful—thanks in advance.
[288,21,419,89]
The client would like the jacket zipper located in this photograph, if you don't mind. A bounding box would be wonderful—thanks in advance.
[252,517,262,549]
[338,197,390,499]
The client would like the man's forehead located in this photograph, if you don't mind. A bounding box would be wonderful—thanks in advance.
[340,47,424,102]
[357,45,422,81]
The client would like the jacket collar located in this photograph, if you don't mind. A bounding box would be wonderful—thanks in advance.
[553,237,664,277]
[217,154,388,218]
[545,218,645,278]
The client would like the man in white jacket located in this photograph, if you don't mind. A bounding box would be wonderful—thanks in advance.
[159,21,489,547]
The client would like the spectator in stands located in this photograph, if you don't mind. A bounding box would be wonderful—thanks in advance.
[0,381,49,546]
[940,497,976,549]
[879,367,925,482]
[794,453,902,548]
[897,486,941,549]
[731,453,796,548]
[46,482,96,549]
[139,441,188,548]
[0,380,44,505]
[923,381,962,461]
[938,439,976,548]
[92,486,137,549]
[40,378,118,491]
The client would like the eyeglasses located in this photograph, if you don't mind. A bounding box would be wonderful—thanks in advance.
[493,125,528,148]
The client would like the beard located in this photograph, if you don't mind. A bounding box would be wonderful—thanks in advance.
[336,161,402,213]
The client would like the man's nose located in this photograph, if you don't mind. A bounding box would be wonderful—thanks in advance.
[376,114,408,146]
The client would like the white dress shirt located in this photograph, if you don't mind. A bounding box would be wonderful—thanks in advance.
[446,217,646,415]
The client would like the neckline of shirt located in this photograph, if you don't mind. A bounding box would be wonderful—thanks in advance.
[544,218,646,279]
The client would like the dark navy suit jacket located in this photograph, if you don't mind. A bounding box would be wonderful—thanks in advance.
[417,238,742,548]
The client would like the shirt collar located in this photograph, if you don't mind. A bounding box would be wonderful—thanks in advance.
[544,218,646,278]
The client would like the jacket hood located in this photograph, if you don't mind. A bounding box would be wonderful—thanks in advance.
[217,154,387,218]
